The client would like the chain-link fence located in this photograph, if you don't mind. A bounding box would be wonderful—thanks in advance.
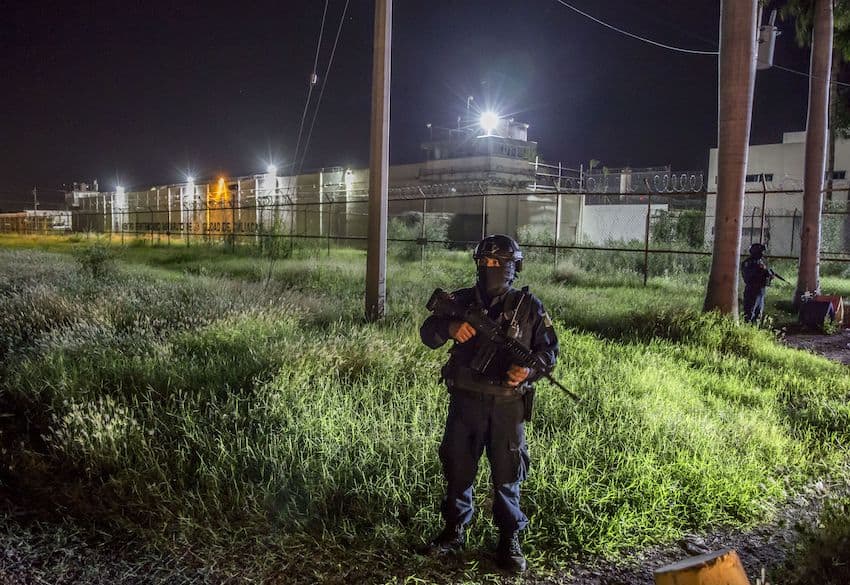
[3,187,850,279]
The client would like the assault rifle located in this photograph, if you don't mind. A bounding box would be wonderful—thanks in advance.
[769,269,790,284]
[426,288,580,402]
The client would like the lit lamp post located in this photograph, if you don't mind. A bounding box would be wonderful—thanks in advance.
[480,111,500,136]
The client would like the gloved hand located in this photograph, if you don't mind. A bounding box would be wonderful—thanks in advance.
[506,364,531,387]
[448,321,477,343]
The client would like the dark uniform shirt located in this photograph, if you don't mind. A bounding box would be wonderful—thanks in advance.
[420,284,559,391]
[742,256,772,289]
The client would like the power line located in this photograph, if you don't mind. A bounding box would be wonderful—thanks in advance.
[552,0,719,55]
[552,1,850,87]
[767,61,850,88]
[292,0,330,170]
[298,0,351,174]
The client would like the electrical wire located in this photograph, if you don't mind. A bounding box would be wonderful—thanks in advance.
[291,0,330,170]
[552,0,719,55]
[297,0,351,174]
[766,61,850,88]
[553,0,850,87]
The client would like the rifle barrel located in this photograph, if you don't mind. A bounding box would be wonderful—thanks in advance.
[544,373,581,402]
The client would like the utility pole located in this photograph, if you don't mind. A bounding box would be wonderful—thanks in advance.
[32,187,39,211]
[365,0,392,321]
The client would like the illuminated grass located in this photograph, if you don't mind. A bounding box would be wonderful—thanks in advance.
[0,243,848,580]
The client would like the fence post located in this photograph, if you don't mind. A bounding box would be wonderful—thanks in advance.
[167,187,172,247]
[254,180,260,247]
[289,201,295,257]
[231,199,237,252]
[791,208,799,256]
[750,207,757,247]
[643,182,652,286]
[166,194,171,246]
[327,200,332,257]
[759,177,767,243]
[255,199,260,252]
[420,197,427,264]
[481,194,487,239]
[553,192,561,269]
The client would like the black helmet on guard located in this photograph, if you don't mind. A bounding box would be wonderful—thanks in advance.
[473,234,523,272]
[749,243,766,257]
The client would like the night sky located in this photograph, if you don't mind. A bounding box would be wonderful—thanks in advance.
[1,1,813,208]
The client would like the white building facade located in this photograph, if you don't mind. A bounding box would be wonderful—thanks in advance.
[705,131,850,256]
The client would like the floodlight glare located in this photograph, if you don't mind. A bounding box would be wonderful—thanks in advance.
[267,164,277,175]
[480,111,500,135]
[186,175,195,183]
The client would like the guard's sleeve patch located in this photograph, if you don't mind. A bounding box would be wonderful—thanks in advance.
[543,312,553,328]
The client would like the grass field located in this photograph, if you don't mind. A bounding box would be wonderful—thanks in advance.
[1,234,849,582]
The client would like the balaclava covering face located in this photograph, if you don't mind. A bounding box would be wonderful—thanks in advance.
[477,260,516,298]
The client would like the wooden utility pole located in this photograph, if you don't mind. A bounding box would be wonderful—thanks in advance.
[703,0,758,317]
[365,0,391,321]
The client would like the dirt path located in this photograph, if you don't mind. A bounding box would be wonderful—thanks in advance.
[782,328,850,366]
[544,478,845,585]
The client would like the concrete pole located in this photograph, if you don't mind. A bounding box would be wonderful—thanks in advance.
[365,0,392,321]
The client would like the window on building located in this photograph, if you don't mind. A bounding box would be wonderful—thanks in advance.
[745,173,774,183]
[827,170,846,180]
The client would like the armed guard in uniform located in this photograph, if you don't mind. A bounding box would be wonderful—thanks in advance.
[419,235,559,573]
[741,243,773,323]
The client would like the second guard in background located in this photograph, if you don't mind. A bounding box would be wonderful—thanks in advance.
[741,243,773,323]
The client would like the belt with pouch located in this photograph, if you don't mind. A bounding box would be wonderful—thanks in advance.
[447,365,527,399]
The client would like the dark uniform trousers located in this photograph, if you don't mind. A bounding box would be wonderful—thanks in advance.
[439,389,530,533]
[741,256,769,323]
[743,285,766,323]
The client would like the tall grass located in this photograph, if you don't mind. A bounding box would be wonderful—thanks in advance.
[1,242,849,580]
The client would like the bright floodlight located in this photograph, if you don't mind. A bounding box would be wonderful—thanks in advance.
[186,175,195,183]
[480,111,500,135]
[267,164,277,175]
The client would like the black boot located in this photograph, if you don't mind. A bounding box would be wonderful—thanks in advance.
[423,524,465,556]
[496,531,527,573]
